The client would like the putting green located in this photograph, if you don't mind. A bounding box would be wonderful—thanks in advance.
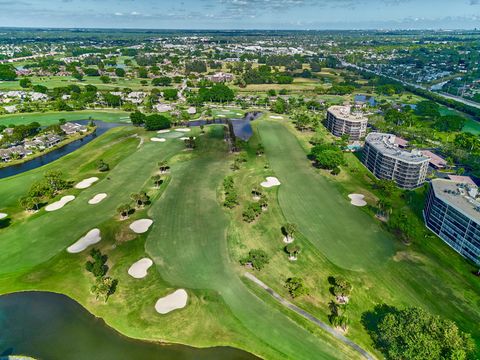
[145,126,356,360]
[0,135,182,273]
[257,120,396,271]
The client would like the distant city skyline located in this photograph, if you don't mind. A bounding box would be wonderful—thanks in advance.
[0,0,479,30]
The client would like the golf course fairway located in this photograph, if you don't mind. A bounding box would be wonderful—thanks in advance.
[257,120,396,271]
[145,126,360,359]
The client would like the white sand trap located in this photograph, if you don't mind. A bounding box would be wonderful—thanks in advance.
[128,258,154,279]
[75,177,99,189]
[270,115,283,119]
[45,195,75,212]
[157,129,171,134]
[67,228,101,253]
[155,289,188,314]
[176,128,191,132]
[348,194,367,207]
[0,213,8,220]
[261,177,281,188]
[129,219,153,234]
[180,136,196,141]
[88,193,107,205]
[217,114,226,118]
[151,137,166,142]
[236,113,243,116]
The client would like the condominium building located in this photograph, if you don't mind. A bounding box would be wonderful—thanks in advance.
[362,132,429,189]
[325,105,368,141]
[424,179,480,265]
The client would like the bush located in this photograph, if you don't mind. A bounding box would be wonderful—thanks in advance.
[242,202,262,222]
[240,249,269,270]
[144,114,171,131]
[285,277,309,298]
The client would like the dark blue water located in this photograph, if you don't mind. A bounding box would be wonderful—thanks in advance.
[0,291,257,360]
[354,94,376,106]
[188,112,261,141]
[0,120,125,179]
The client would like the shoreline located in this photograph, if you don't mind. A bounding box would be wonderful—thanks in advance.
[0,126,96,170]
[0,288,260,357]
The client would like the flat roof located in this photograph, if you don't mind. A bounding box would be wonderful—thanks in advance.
[365,132,430,164]
[431,179,480,222]
[327,105,368,123]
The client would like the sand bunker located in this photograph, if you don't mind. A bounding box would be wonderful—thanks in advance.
[67,229,101,253]
[129,219,153,234]
[45,195,75,212]
[155,289,188,314]
[128,258,154,279]
[0,213,8,220]
[157,129,171,134]
[180,136,196,141]
[75,177,99,189]
[270,115,283,119]
[176,128,191,132]
[261,177,281,188]
[348,194,367,207]
[88,193,107,205]
[151,137,166,142]
[217,114,226,118]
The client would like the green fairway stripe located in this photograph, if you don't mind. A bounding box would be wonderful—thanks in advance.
[257,120,396,271]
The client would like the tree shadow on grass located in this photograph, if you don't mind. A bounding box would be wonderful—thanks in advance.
[0,218,11,229]
[361,303,398,344]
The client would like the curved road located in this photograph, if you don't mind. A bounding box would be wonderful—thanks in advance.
[245,272,376,360]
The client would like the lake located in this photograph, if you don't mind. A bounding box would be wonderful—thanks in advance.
[0,120,125,179]
[0,291,258,360]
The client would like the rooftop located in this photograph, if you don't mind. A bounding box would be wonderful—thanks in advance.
[431,179,480,222]
[365,132,430,164]
[327,105,368,123]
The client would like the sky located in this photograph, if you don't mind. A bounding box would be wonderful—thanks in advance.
[0,0,479,30]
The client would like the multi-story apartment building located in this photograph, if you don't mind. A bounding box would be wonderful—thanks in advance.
[424,179,480,265]
[362,132,429,189]
[325,106,368,141]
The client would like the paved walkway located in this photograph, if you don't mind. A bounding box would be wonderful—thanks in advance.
[244,272,376,360]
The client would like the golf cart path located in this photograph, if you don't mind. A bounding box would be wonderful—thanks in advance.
[245,272,376,360]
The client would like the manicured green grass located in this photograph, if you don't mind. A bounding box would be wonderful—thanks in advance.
[0,76,155,91]
[246,118,480,352]
[0,128,182,273]
[0,110,130,126]
[145,126,360,360]
[257,120,396,271]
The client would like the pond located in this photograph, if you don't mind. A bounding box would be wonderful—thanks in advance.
[354,94,376,106]
[0,120,125,179]
[188,112,262,141]
[0,291,258,360]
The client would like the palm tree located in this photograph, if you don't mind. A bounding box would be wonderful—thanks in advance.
[283,223,298,243]
[259,194,268,211]
[251,187,262,199]
[131,192,149,208]
[117,204,131,219]
[158,161,169,174]
[152,175,163,188]
[376,197,392,218]
[285,243,302,261]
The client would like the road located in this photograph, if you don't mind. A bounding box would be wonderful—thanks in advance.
[340,60,480,110]
[244,272,376,360]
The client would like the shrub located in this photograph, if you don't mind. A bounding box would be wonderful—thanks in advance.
[240,249,269,270]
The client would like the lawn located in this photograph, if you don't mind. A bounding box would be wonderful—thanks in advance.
[0,110,130,126]
[244,118,480,352]
[145,126,358,360]
[257,120,397,271]
[0,124,360,360]
[0,76,155,91]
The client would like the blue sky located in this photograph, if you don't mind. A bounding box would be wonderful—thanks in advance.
[0,0,479,29]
